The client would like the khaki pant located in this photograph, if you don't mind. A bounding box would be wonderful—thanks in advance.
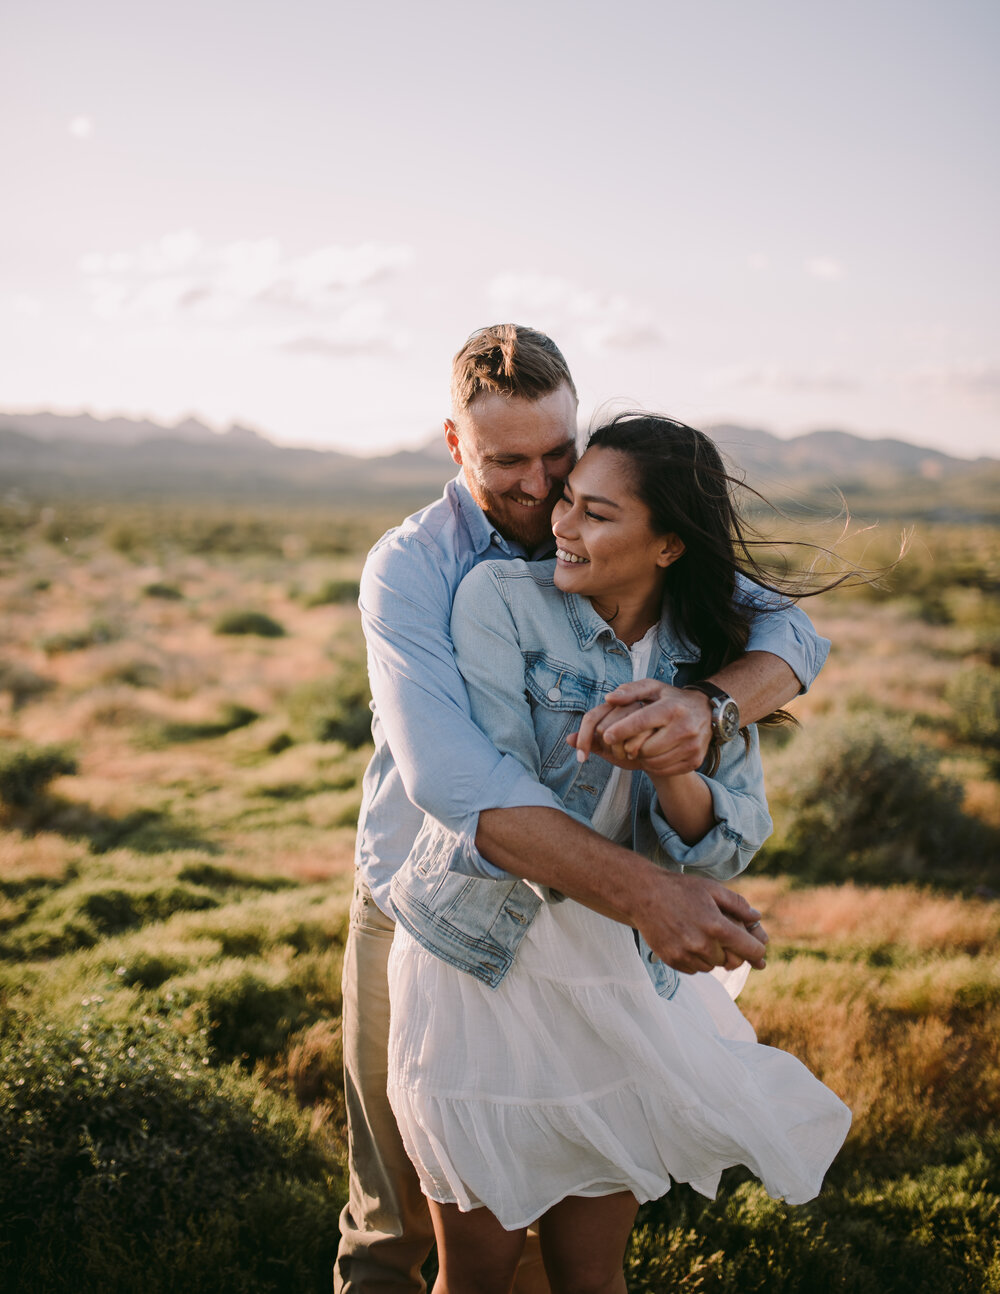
[334,874,550,1293]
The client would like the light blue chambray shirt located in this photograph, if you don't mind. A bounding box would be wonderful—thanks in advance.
[356,472,830,915]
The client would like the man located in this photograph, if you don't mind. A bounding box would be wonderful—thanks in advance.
[334,325,829,1292]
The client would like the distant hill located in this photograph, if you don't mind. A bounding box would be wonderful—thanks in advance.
[1,409,997,521]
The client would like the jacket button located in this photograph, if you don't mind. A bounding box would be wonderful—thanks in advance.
[547,686,562,701]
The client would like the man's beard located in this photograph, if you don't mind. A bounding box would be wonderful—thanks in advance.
[471,477,562,551]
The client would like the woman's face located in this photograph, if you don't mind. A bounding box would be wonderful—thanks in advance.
[550,446,683,614]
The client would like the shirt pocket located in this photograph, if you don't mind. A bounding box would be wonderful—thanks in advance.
[524,654,606,774]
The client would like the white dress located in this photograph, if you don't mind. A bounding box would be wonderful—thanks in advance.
[387,629,851,1231]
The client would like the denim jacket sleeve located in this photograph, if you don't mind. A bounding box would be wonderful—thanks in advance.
[737,575,830,691]
[360,533,569,881]
[634,727,773,882]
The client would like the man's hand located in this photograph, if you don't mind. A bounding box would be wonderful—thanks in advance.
[635,870,768,974]
[568,680,713,776]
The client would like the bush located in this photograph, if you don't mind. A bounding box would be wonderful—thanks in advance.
[160,702,260,742]
[761,714,997,888]
[214,610,286,638]
[302,578,360,608]
[0,1012,343,1293]
[0,660,53,710]
[0,880,221,960]
[158,961,335,1067]
[40,619,122,654]
[0,744,77,809]
[946,666,1000,750]
[142,581,184,600]
[287,660,372,749]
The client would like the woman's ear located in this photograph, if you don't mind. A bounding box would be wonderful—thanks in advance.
[656,534,686,568]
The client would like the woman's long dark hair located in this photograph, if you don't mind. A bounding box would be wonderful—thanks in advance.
[586,413,859,726]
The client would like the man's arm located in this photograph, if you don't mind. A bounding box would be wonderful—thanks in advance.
[475,806,768,973]
[573,593,830,771]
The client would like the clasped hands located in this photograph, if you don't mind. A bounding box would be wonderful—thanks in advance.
[566,677,713,774]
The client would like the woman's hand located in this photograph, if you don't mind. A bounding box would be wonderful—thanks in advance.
[568,679,713,774]
[565,699,657,770]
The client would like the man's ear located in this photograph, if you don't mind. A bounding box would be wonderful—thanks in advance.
[656,534,686,568]
[444,420,463,466]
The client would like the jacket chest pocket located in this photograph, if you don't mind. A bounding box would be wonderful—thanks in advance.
[524,655,606,773]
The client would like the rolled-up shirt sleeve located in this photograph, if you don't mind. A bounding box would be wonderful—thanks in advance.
[360,534,567,880]
[738,576,830,692]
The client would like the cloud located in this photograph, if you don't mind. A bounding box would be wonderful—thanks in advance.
[11,295,43,318]
[486,273,668,353]
[69,115,94,140]
[79,232,414,322]
[278,301,404,357]
[805,257,844,281]
[908,363,1000,395]
[719,364,860,392]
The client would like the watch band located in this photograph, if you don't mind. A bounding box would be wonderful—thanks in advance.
[683,681,741,744]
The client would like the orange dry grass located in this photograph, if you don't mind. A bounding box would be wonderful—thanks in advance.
[741,877,1000,955]
[736,875,1000,1159]
[0,830,82,881]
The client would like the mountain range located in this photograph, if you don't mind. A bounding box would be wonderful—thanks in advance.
[1,409,997,521]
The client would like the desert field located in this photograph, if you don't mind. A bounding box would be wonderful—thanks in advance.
[1,499,998,1292]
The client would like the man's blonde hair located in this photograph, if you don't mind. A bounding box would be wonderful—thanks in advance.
[450,324,577,414]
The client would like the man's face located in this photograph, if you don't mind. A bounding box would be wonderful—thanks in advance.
[445,383,578,549]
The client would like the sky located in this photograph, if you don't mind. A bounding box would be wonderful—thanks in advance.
[2,0,998,459]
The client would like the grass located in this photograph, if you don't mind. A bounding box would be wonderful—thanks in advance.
[1,507,999,1289]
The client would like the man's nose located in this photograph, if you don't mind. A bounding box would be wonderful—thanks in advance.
[519,460,549,499]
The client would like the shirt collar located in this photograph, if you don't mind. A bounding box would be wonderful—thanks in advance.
[452,471,556,562]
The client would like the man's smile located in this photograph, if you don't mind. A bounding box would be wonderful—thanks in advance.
[508,493,547,508]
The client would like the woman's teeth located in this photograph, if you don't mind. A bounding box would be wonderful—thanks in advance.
[556,548,589,564]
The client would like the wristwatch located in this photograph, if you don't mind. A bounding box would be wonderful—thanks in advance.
[683,681,741,745]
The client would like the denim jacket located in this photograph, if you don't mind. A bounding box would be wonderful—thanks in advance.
[390,559,773,997]
[357,473,828,915]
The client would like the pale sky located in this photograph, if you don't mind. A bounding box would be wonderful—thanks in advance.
[2,0,998,458]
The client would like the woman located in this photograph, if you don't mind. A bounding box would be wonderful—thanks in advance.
[388,415,851,1293]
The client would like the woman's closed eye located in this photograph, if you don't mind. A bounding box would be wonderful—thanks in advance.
[561,488,610,522]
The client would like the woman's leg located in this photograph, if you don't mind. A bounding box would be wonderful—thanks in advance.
[428,1199,527,1294]
[538,1192,639,1294]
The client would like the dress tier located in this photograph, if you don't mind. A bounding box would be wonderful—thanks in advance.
[387,897,850,1231]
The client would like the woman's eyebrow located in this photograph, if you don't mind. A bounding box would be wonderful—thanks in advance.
[579,493,622,509]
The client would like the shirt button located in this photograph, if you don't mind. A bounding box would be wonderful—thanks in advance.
[547,687,562,701]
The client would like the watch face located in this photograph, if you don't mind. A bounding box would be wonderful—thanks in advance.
[716,698,741,742]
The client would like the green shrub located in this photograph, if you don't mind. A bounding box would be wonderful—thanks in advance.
[0,1012,343,1293]
[0,880,221,960]
[142,580,184,600]
[621,1132,1000,1293]
[287,661,372,749]
[160,702,260,742]
[0,660,53,710]
[176,861,296,893]
[945,666,1000,749]
[761,714,997,888]
[158,962,333,1067]
[214,610,286,638]
[0,743,77,809]
[40,618,121,654]
[302,578,360,608]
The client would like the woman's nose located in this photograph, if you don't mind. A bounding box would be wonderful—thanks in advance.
[551,501,574,537]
